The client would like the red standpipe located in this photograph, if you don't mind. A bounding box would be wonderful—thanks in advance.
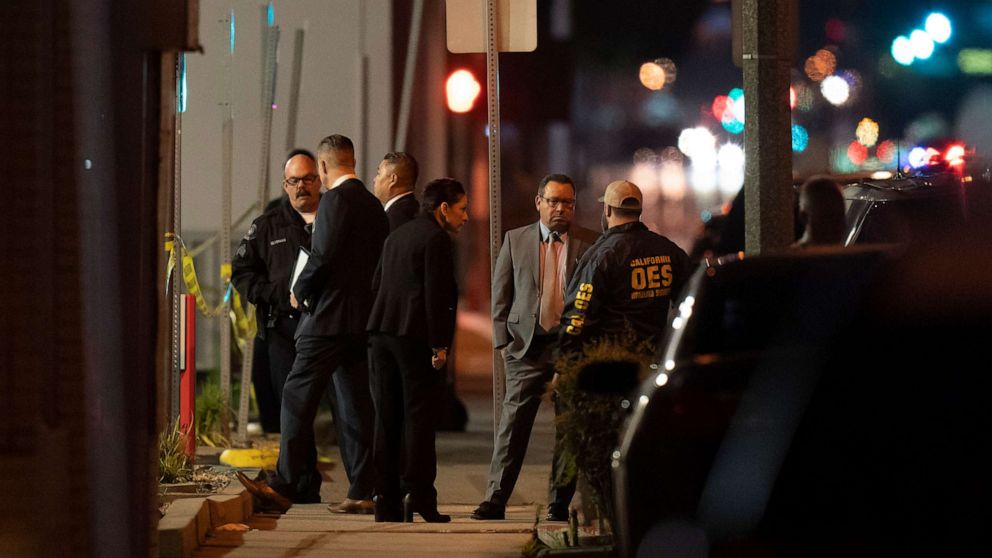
[180,294,196,457]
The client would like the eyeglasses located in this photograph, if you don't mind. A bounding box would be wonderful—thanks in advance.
[540,196,576,209]
[285,174,319,187]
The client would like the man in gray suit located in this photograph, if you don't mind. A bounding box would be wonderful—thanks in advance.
[472,174,597,521]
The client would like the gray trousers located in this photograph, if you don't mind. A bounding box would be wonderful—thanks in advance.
[484,334,575,509]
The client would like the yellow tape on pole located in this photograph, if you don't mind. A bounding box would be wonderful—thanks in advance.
[228,288,257,353]
[165,234,260,350]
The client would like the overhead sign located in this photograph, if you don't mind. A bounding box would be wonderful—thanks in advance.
[445,0,537,53]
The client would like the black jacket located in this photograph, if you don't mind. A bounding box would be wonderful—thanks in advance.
[367,215,458,349]
[232,197,311,336]
[558,221,690,356]
[293,178,389,338]
[386,193,419,232]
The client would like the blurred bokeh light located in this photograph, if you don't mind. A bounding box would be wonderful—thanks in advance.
[821,75,850,105]
[804,49,837,82]
[856,118,880,147]
[924,13,952,44]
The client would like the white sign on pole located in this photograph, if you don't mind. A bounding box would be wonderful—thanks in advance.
[446,0,537,53]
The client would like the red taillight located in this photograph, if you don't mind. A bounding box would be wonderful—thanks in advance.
[945,144,966,167]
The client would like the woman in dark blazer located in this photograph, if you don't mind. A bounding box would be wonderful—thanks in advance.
[366,178,469,523]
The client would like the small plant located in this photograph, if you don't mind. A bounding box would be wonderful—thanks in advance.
[553,329,654,528]
[196,381,231,447]
[159,418,192,483]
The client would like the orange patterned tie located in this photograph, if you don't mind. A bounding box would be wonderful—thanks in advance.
[540,232,563,332]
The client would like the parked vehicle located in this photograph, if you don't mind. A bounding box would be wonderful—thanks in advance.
[593,239,992,557]
[842,172,965,245]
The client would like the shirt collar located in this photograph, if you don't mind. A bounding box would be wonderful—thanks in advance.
[330,173,358,189]
[383,190,414,212]
[539,222,568,243]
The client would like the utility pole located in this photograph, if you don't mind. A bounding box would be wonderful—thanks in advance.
[741,0,795,254]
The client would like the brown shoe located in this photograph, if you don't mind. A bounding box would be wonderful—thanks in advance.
[329,498,375,514]
[235,471,292,514]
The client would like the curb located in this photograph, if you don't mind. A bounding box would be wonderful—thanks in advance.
[158,485,251,558]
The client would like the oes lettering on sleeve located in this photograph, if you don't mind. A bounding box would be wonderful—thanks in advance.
[574,285,593,310]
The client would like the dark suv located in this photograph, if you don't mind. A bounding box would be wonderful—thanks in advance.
[603,239,992,557]
[842,172,965,246]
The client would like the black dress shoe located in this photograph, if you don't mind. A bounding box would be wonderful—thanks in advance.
[471,500,505,520]
[403,493,451,523]
[373,494,403,522]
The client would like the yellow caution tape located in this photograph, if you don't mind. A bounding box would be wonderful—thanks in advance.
[219,447,280,469]
[229,287,257,352]
[181,244,221,317]
[165,235,258,353]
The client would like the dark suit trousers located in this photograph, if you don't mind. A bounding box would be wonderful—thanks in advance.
[272,334,375,502]
[484,334,576,508]
[369,333,444,504]
[252,317,299,434]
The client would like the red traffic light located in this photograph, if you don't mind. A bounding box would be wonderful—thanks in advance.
[446,69,481,113]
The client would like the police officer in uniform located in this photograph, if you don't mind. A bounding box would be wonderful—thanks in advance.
[232,151,321,433]
[558,179,691,357]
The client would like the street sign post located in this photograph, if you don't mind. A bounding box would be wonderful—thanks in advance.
[445,0,536,443]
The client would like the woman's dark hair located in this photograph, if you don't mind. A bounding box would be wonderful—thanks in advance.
[421,178,466,215]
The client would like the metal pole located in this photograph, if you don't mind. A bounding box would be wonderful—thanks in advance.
[234,12,280,446]
[256,15,279,209]
[171,53,184,422]
[235,339,253,446]
[395,0,424,151]
[219,10,235,439]
[485,0,505,442]
[742,0,794,254]
[357,2,369,178]
[284,26,306,153]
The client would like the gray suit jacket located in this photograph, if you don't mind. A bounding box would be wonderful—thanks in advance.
[492,222,598,359]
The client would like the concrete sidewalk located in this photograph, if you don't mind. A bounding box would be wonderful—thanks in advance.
[183,394,560,557]
[160,317,583,557]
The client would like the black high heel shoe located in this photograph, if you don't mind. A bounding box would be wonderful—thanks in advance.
[374,494,402,522]
[403,493,451,523]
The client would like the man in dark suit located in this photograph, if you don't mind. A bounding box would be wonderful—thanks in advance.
[240,135,388,514]
[472,174,598,521]
[366,178,469,523]
[372,151,420,232]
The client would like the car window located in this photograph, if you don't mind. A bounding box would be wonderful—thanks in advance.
[857,195,962,244]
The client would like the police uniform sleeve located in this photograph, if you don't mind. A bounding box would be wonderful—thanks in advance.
[557,250,607,357]
[232,218,284,307]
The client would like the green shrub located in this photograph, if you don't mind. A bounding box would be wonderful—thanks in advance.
[159,418,192,483]
[553,330,654,527]
[196,381,231,447]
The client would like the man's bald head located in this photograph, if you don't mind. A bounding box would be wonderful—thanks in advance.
[283,153,320,213]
